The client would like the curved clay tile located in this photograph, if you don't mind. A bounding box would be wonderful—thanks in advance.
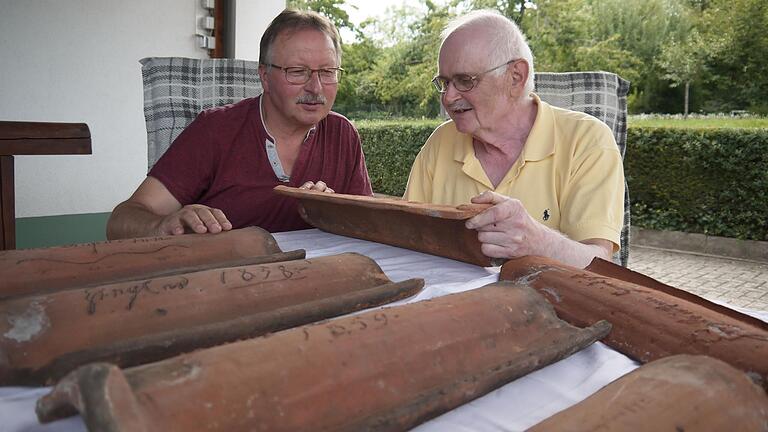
[0,253,423,385]
[0,227,304,298]
[529,355,768,431]
[500,255,768,388]
[37,282,609,431]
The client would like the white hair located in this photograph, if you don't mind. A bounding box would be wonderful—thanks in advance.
[441,9,535,95]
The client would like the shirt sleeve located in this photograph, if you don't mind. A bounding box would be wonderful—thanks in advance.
[559,127,625,251]
[148,112,216,206]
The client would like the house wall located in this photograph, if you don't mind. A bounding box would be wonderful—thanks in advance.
[234,1,280,61]
[0,0,284,248]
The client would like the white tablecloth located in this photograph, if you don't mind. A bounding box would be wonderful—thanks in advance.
[3,229,766,432]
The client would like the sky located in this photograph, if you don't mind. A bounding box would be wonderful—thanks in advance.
[345,0,419,26]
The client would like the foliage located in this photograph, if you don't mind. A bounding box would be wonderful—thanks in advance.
[613,0,687,112]
[335,37,382,115]
[657,30,706,89]
[696,0,768,114]
[469,0,538,24]
[336,2,454,117]
[286,0,356,31]
[572,35,643,85]
[356,120,442,195]
[288,0,768,117]
[514,0,588,72]
[626,127,768,240]
[629,114,768,129]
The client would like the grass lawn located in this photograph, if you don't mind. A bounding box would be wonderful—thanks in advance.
[628,116,768,129]
[353,118,443,128]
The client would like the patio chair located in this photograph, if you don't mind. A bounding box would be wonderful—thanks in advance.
[534,72,631,266]
[140,57,262,170]
[140,57,630,265]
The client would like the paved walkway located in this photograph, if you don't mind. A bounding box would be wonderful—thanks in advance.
[628,245,768,312]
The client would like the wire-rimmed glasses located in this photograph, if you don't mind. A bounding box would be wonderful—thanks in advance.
[431,59,516,93]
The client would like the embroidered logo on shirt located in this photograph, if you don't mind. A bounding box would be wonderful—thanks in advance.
[542,209,550,221]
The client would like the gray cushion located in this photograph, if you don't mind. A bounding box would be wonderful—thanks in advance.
[140,57,262,170]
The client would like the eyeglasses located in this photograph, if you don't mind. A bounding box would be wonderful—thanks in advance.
[266,63,344,85]
[431,59,517,93]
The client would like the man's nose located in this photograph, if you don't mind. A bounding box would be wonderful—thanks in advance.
[303,71,323,93]
[442,81,462,104]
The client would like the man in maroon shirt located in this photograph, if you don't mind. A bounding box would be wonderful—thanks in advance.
[107,10,372,239]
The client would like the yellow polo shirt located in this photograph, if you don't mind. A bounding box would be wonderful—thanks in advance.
[404,94,624,250]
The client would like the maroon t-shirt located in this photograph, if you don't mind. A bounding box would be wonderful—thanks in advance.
[149,96,372,232]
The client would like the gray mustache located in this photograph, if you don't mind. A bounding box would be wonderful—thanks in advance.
[296,94,327,104]
[447,101,472,111]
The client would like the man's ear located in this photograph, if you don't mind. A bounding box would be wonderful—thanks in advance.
[258,65,270,93]
[509,59,529,90]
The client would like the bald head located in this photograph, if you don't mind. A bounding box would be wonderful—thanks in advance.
[440,10,535,95]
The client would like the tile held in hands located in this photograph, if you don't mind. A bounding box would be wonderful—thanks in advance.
[274,186,493,266]
[0,226,303,298]
[1,252,423,385]
[37,282,609,431]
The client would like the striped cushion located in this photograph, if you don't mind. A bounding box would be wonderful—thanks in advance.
[140,57,262,170]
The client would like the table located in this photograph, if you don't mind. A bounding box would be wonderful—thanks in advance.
[2,229,766,431]
[0,121,91,250]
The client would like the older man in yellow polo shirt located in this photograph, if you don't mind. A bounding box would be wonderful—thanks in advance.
[404,10,624,268]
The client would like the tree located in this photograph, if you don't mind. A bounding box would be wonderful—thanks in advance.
[696,0,768,113]
[365,2,452,117]
[657,30,706,116]
[286,0,356,32]
[292,0,767,117]
[573,35,643,85]
[334,36,383,116]
[469,0,538,24]
[518,0,590,72]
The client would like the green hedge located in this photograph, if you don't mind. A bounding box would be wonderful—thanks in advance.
[358,121,768,241]
[358,120,442,196]
[627,128,768,241]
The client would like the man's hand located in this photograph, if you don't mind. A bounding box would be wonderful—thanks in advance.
[464,191,613,268]
[465,191,543,259]
[299,180,335,193]
[155,204,233,236]
[108,177,236,240]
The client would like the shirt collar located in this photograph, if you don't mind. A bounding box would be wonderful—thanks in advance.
[519,93,555,162]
